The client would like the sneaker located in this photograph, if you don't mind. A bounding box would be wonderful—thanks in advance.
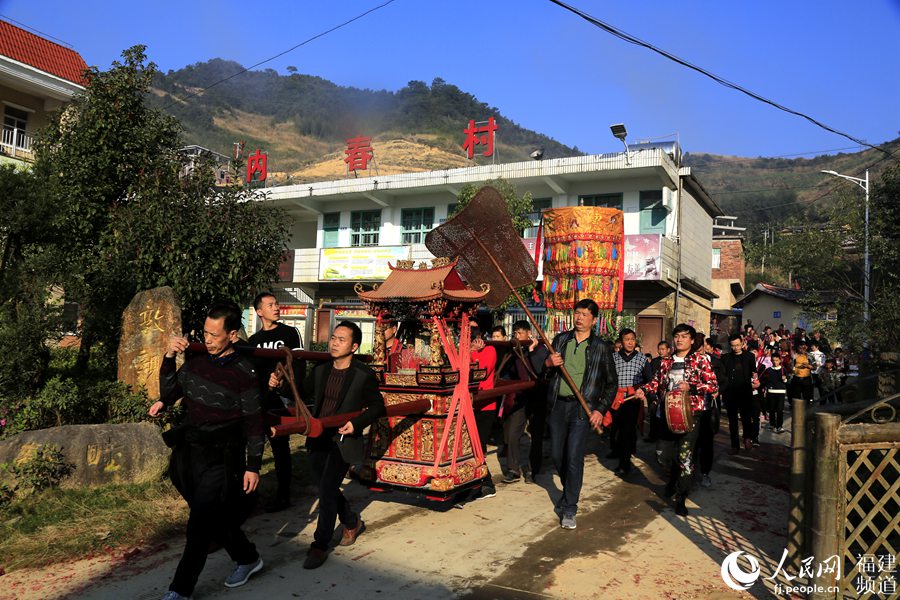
[605,450,620,459]
[701,474,712,488]
[339,519,365,546]
[775,427,785,434]
[223,557,263,588]
[303,547,327,570]
[162,592,190,600]
[743,438,753,451]
[752,440,760,448]
[614,464,632,478]
[560,514,577,529]
[523,472,535,484]
[476,485,496,500]
[501,472,521,484]
[674,496,689,516]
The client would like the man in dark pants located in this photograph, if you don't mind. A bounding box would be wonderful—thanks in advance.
[281,321,385,570]
[247,291,303,512]
[151,302,265,600]
[500,320,540,484]
[635,323,718,516]
[607,328,652,477]
[695,337,728,488]
[721,333,757,454]
[644,340,670,444]
[531,299,617,530]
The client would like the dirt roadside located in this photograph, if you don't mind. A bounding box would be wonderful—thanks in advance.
[0,417,794,600]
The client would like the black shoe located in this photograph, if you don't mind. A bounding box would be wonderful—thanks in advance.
[501,472,521,484]
[303,547,327,569]
[664,481,676,498]
[264,496,291,513]
[614,464,632,478]
[476,485,497,500]
[605,451,620,459]
[674,496,689,516]
[523,472,535,484]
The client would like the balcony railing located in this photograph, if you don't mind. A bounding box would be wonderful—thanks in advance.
[1,126,34,161]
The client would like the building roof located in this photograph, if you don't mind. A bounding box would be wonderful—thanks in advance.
[732,283,845,308]
[357,259,488,304]
[0,20,88,85]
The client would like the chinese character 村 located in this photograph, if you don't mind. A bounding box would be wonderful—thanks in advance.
[462,116,498,159]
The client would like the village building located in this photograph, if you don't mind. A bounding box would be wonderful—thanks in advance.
[710,215,746,340]
[254,141,724,351]
[0,19,87,167]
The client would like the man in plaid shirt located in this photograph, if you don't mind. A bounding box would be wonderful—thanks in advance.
[635,323,717,516]
[605,328,652,478]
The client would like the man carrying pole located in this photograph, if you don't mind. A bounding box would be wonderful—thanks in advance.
[531,299,617,529]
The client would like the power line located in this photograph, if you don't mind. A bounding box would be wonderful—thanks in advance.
[160,0,399,112]
[547,0,895,158]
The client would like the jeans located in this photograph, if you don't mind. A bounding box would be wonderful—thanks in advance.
[548,398,589,516]
[309,438,357,551]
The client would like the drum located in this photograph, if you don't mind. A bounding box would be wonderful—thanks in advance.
[664,387,695,434]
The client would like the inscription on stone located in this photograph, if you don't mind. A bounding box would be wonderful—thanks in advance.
[117,287,182,399]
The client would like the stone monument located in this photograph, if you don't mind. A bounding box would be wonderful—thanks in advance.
[117,286,182,400]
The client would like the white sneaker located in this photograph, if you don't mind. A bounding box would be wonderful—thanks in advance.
[701,474,712,488]
[224,557,263,588]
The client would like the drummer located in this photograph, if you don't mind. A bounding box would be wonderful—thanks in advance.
[634,323,717,516]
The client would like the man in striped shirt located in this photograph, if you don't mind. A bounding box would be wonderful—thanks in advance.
[606,328,652,478]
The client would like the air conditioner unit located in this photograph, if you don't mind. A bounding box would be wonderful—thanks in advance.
[662,187,675,212]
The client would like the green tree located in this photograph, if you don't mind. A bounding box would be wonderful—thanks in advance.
[31,45,289,369]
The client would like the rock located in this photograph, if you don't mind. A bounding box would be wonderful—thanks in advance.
[0,423,170,488]
[117,287,182,400]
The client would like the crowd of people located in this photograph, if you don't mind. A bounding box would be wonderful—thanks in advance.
[148,294,861,599]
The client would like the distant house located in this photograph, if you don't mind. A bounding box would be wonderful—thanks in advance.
[709,216,745,338]
[0,20,87,166]
[732,283,842,332]
[179,144,234,186]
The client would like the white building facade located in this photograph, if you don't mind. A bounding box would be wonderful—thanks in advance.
[256,144,722,351]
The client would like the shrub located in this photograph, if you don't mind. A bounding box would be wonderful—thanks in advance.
[6,444,74,493]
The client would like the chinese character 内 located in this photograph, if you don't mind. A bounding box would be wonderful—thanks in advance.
[462,116,498,159]
[246,148,268,183]
[345,136,374,172]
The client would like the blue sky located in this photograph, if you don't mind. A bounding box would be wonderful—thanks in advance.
[2,0,898,158]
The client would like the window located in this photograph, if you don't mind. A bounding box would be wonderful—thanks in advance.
[579,193,623,210]
[323,212,340,248]
[350,210,381,247]
[712,248,721,269]
[639,190,667,234]
[524,197,552,237]
[2,106,29,150]
[401,207,434,244]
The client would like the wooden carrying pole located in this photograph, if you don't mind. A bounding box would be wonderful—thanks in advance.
[464,226,602,433]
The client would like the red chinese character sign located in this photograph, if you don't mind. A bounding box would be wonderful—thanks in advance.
[345,136,374,172]
[246,148,267,183]
[462,117,497,159]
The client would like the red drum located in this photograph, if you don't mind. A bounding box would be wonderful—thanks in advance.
[664,387,695,434]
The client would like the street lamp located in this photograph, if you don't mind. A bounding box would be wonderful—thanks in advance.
[610,123,631,165]
[821,169,870,328]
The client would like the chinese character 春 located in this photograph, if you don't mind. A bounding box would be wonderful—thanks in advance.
[246,148,267,182]
[879,554,896,573]
[345,136,374,172]
[858,554,878,574]
[462,116,498,159]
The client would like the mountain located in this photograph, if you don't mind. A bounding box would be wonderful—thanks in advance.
[148,59,898,234]
[149,59,577,180]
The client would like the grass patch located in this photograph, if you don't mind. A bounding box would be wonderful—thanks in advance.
[0,480,186,571]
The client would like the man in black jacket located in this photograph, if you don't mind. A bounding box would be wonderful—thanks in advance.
[247,291,303,512]
[695,337,728,487]
[721,333,757,454]
[531,299,617,530]
[274,321,385,570]
[151,302,265,600]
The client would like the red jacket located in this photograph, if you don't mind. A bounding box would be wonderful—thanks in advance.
[640,351,718,412]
